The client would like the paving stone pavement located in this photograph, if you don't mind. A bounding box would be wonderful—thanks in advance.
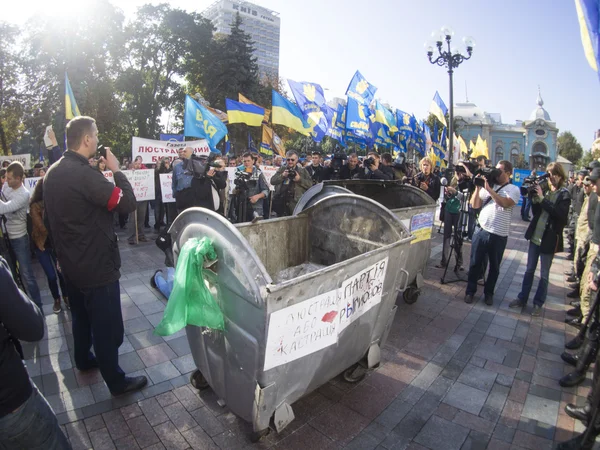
[23,210,600,449]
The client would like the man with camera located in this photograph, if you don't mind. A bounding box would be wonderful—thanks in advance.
[44,116,148,396]
[358,152,393,180]
[464,160,521,306]
[380,153,397,180]
[231,152,269,222]
[271,150,312,217]
[339,153,361,180]
[0,161,42,310]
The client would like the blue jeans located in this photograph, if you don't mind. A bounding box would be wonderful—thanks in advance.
[466,227,508,296]
[517,241,553,306]
[10,235,42,309]
[35,248,66,301]
[154,267,175,299]
[0,387,70,449]
[467,206,480,239]
[66,279,126,393]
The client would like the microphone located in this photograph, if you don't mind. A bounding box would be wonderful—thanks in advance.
[440,177,448,186]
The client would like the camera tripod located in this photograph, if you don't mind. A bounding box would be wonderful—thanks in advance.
[441,190,470,285]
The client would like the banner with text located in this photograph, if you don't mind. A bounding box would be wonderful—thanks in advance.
[132,137,210,164]
[1,154,32,169]
[102,169,155,201]
[159,173,175,203]
[263,257,388,370]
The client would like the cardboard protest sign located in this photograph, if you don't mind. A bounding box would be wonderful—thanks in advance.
[132,137,210,164]
[102,169,155,201]
[158,173,175,203]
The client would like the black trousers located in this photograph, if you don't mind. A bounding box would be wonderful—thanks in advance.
[66,279,126,392]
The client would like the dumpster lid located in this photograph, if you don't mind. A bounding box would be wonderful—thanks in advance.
[293,183,352,215]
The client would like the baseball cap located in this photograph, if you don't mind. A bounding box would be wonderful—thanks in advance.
[587,160,600,171]
[590,168,600,182]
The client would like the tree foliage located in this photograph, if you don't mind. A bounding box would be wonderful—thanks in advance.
[558,131,583,166]
[0,22,24,154]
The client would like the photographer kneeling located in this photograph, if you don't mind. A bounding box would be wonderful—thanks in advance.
[271,150,312,217]
[509,163,571,316]
[465,160,521,306]
[358,152,393,180]
[230,152,269,223]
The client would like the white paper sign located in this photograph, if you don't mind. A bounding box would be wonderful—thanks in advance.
[0,154,32,169]
[24,177,41,190]
[226,167,237,194]
[122,169,155,201]
[259,165,277,191]
[103,171,115,184]
[159,173,175,203]
[132,137,210,164]
[263,257,388,371]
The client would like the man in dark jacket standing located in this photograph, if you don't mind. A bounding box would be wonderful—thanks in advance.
[0,256,70,448]
[44,116,147,396]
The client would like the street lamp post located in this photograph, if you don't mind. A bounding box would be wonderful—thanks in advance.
[426,27,475,169]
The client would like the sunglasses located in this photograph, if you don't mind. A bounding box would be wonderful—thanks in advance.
[287,158,297,162]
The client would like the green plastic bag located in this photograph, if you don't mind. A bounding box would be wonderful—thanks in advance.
[155,237,224,336]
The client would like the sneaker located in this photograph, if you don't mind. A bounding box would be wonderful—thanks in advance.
[53,298,62,314]
[464,294,474,304]
[484,294,493,306]
[531,305,542,317]
[509,299,526,309]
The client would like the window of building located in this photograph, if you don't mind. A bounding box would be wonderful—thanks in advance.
[232,4,238,9]
[532,142,547,154]
[535,129,545,136]
[252,10,257,16]
[495,148,504,164]
[241,7,246,12]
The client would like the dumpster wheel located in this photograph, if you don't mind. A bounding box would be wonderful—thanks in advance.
[343,363,368,383]
[190,370,210,390]
[403,286,420,304]
[250,428,270,443]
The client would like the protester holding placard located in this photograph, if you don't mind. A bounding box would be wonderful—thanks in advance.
[128,158,149,244]
[154,157,172,231]
[45,116,148,396]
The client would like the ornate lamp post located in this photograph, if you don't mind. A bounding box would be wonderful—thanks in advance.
[426,27,475,169]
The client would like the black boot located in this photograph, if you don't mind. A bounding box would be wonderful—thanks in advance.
[567,289,580,299]
[559,334,599,387]
[565,403,591,423]
[561,351,579,367]
[566,334,584,350]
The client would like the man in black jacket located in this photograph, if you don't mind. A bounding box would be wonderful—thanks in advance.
[0,256,70,448]
[44,116,147,396]
[339,153,361,180]
[358,152,393,180]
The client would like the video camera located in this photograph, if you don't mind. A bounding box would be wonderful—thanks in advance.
[234,170,252,190]
[329,150,347,179]
[191,153,220,179]
[520,173,550,197]
[473,167,501,188]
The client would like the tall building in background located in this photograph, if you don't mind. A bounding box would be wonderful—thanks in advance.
[203,1,280,77]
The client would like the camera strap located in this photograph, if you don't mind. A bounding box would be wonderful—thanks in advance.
[480,183,509,210]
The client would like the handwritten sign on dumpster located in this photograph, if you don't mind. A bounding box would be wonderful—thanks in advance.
[410,212,434,244]
[263,257,388,371]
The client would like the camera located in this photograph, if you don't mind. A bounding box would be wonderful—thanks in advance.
[97,145,107,159]
[191,153,219,179]
[234,171,252,190]
[287,168,297,180]
[473,167,501,187]
[363,157,376,168]
[520,173,550,196]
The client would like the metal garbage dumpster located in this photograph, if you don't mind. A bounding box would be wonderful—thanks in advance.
[168,194,412,439]
[295,180,436,304]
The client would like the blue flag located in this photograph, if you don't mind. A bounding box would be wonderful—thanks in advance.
[335,104,346,130]
[324,105,346,146]
[345,70,377,105]
[345,97,370,134]
[160,134,184,142]
[184,95,228,150]
[288,80,326,114]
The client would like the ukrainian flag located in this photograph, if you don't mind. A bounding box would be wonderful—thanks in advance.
[271,91,311,136]
[428,91,448,127]
[575,0,600,75]
[226,99,264,127]
[65,73,81,120]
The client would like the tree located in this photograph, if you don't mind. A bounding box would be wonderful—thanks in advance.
[558,131,583,165]
[580,149,600,169]
[0,22,24,155]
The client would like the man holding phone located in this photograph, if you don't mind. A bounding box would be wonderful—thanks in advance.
[45,116,148,396]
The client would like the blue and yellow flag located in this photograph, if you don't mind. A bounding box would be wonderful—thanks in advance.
[184,95,228,149]
[271,91,312,136]
[323,105,345,146]
[575,0,600,77]
[288,80,326,114]
[65,73,81,120]
[226,98,264,126]
[261,125,285,157]
[345,97,370,134]
[335,104,346,130]
[239,93,270,123]
[346,70,377,105]
[374,101,398,134]
[429,91,448,127]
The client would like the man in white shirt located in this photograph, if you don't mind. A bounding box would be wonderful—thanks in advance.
[0,162,42,309]
[465,160,521,306]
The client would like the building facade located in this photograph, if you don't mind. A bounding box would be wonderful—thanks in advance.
[202,0,280,77]
[454,89,559,172]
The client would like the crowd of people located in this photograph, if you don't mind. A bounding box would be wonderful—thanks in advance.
[3,115,600,448]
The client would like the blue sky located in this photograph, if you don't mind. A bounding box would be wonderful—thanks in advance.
[7,0,599,151]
